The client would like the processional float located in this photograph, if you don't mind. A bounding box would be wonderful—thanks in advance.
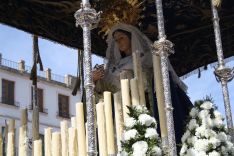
[74,0,233,156]
[0,0,233,156]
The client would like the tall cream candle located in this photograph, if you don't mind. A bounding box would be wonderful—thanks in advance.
[104,91,115,154]
[130,78,140,106]
[153,55,168,138]
[0,132,2,156]
[113,92,124,154]
[68,128,78,156]
[121,79,131,121]
[61,120,68,156]
[34,140,42,156]
[44,128,52,156]
[96,103,108,156]
[21,108,28,126]
[7,132,14,156]
[19,126,27,156]
[85,123,88,152]
[76,102,87,156]
[52,132,61,156]
[132,52,146,106]
[71,117,77,128]
[8,119,15,133]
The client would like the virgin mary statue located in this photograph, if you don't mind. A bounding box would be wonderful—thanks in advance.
[93,23,193,149]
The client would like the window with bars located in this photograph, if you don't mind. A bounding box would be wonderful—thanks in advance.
[1,79,15,105]
[31,87,44,113]
[58,94,69,118]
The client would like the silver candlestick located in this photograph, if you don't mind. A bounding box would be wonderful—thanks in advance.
[210,0,234,140]
[152,0,177,155]
[74,1,101,156]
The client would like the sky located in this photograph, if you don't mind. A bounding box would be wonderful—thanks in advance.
[0,23,233,123]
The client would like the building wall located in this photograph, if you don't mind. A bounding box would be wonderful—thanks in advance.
[0,67,81,135]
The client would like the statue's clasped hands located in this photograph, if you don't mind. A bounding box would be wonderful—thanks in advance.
[92,64,105,83]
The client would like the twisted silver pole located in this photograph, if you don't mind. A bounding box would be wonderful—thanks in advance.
[74,1,101,156]
[210,0,234,139]
[153,0,177,155]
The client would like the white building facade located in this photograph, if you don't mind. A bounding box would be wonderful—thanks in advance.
[0,53,80,152]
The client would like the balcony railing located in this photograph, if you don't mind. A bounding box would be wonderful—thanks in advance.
[25,65,47,79]
[1,58,19,70]
[1,57,67,84]
[51,73,65,83]
[0,97,20,107]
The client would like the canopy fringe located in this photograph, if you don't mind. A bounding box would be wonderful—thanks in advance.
[180,56,234,80]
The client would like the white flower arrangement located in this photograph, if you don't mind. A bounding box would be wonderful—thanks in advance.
[180,99,234,156]
[125,117,137,128]
[124,129,138,141]
[138,114,157,127]
[122,105,163,156]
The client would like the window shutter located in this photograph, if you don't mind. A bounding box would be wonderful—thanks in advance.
[58,94,69,118]
[2,79,14,105]
[38,89,43,112]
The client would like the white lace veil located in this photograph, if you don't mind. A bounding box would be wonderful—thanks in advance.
[104,23,187,91]
[105,23,152,68]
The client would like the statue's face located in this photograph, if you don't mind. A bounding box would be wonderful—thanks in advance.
[113,31,131,54]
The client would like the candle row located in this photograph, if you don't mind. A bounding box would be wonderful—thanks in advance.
[5,77,142,156]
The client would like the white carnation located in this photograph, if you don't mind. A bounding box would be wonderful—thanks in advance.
[208,151,220,156]
[122,151,128,156]
[194,139,209,151]
[189,108,199,118]
[181,131,191,143]
[124,129,138,141]
[198,151,208,156]
[138,114,156,126]
[225,141,234,154]
[180,144,188,155]
[213,118,223,128]
[125,117,136,128]
[134,105,148,113]
[187,148,199,156]
[152,146,162,156]
[198,110,209,120]
[145,128,158,139]
[209,137,221,149]
[214,110,223,119]
[132,141,148,156]
[134,105,143,111]
[221,146,228,155]
[216,132,228,142]
[187,136,197,145]
[204,129,216,138]
[195,126,207,137]
[200,101,213,110]
[202,115,213,127]
[188,119,199,130]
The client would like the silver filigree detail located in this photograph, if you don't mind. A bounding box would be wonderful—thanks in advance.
[161,136,169,154]
[74,2,102,29]
[160,55,177,156]
[152,38,174,56]
[214,67,234,82]
[153,0,177,155]
[74,1,101,156]
[210,0,234,141]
